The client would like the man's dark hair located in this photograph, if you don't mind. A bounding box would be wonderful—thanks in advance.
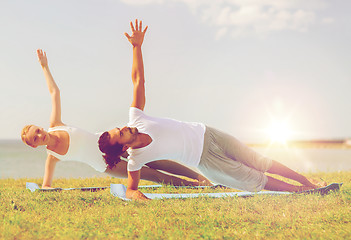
[98,131,124,169]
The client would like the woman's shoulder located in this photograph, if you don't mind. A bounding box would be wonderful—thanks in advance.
[48,123,68,132]
[49,121,66,128]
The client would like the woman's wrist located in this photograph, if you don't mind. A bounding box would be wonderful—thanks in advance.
[41,64,49,70]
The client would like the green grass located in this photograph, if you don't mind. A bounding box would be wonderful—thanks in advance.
[1,171,351,239]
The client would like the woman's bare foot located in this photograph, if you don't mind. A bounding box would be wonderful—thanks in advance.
[308,178,327,188]
[197,175,213,186]
[296,185,315,192]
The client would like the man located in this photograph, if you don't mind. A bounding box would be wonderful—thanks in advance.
[99,19,325,200]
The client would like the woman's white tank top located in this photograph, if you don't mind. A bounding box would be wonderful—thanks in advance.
[46,125,107,172]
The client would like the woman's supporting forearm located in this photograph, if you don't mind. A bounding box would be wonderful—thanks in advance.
[146,160,200,180]
[140,166,196,186]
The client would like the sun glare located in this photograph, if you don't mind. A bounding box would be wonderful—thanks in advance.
[266,120,292,144]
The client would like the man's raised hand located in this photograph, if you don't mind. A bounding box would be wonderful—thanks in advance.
[124,19,148,47]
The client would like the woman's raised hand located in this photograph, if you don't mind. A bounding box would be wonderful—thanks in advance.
[124,19,148,47]
[37,49,48,68]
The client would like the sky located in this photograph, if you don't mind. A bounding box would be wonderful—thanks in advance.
[0,0,350,142]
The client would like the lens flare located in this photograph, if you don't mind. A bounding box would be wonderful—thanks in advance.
[265,119,292,144]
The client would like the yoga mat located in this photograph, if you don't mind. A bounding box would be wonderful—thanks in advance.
[301,182,342,195]
[27,182,342,200]
[110,184,290,201]
[26,182,224,193]
[26,182,109,193]
[110,183,343,201]
[128,184,227,189]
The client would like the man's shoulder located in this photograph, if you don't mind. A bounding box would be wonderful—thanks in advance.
[130,107,144,113]
[126,155,143,172]
[129,107,146,116]
[129,107,146,121]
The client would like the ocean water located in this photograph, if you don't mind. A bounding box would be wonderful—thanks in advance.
[0,140,104,179]
[0,140,350,179]
[253,146,351,173]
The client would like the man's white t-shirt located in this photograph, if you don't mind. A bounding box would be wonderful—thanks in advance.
[127,107,206,171]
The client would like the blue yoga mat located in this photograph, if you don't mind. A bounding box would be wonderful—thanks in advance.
[110,184,291,201]
[110,183,343,201]
[26,182,342,200]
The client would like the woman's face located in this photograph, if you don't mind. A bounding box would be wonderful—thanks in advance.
[25,125,49,148]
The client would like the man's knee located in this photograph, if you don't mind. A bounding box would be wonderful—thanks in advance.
[241,174,268,192]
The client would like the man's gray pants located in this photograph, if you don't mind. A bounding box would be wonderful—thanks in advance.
[198,127,273,192]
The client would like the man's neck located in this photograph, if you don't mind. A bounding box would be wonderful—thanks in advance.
[132,133,152,149]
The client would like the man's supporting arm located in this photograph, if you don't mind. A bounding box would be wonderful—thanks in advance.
[126,170,150,201]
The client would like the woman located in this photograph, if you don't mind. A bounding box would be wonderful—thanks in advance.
[21,49,210,189]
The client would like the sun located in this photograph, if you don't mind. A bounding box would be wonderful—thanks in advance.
[265,120,292,144]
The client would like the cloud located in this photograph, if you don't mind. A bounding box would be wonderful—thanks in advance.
[120,0,165,5]
[322,17,335,24]
[120,0,331,38]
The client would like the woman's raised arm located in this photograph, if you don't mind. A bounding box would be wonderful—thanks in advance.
[37,49,63,127]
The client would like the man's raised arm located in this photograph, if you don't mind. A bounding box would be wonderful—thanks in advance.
[124,19,148,111]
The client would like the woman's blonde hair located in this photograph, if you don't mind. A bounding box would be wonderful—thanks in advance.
[21,125,34,146]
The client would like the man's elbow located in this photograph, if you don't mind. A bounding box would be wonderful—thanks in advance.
[132,75,145,84]
[50,88,60,97]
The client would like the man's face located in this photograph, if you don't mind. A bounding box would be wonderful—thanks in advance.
[108,126,139,146]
